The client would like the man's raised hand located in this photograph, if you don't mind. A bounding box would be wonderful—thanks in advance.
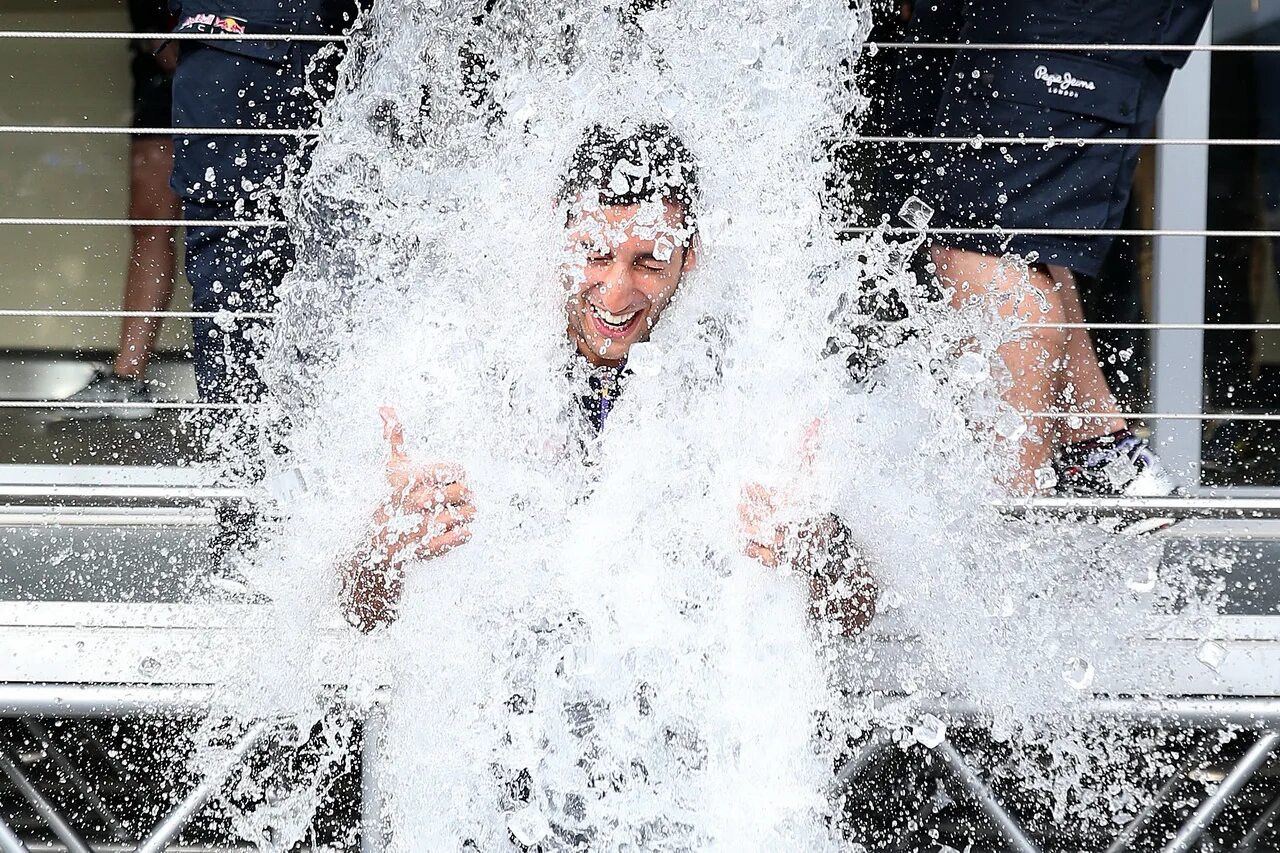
[377,406,475,563]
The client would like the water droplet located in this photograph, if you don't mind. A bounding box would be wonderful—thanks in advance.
[1061,656,1094,690]
[138,657,162,677]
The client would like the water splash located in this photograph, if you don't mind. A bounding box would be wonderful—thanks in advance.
[187,0,1225,849]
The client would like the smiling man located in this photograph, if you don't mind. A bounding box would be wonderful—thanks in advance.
[340,122,876,639]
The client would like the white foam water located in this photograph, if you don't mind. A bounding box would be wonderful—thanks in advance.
[189,0,1224,849]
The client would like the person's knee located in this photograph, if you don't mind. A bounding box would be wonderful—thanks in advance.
[931,245,1029,304]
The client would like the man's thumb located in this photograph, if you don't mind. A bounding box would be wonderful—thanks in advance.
[379,406,405,459]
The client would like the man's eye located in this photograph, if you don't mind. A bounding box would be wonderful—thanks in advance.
[639,261,666,272]
[587,255,611,265]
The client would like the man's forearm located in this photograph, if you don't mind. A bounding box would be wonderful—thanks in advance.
[801,514,878,638]
[340,537,403,633]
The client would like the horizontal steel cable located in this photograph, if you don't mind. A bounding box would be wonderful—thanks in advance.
[0,309,1276,332]
[0,218,281,227]
[3,218,1278,238]
[0,400,247,410]
[4,33,1280,52]
[852,135,1280,147]
[0,309,272,319]
[0,398,1272,419]
[1028,412,1280,421]
[866,41,1280,53]
[840,227,1280,238]
[0,126,316,136]
[0,30,343,41]
[9,127,1280,147]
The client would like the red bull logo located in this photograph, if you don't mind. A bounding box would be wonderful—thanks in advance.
[180,13,247,35]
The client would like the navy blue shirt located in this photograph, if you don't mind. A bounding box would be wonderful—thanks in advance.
[168,0,356,34]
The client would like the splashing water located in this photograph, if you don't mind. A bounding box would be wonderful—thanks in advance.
[189,0,1224,849]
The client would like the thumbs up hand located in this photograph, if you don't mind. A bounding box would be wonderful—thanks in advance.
[375,406,475,563]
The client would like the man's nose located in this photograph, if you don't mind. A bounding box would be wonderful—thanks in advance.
[592,262,636,311]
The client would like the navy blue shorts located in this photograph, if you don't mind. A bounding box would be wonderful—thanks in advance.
[882,0,1212,277]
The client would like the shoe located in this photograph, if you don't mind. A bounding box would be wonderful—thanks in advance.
[1054,429,1178,535]
[61,369,156,420]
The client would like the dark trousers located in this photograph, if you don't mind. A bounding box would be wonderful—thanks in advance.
[184,200,292,405]
[171,39,339,404]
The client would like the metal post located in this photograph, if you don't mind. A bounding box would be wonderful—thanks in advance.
[0,814,29,853]
[1151,12,1212,487]
[133,720,270,853]
[0,751,91,853]
[831,729,889,794]
[22,721,128,842]
[1237,791,1280,852]
[934,739,1042,853]
[1162,730,1280,853]
[360,709,386,853]
[1105,743,1209,853]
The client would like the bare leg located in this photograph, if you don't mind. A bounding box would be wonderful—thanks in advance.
[931,247,1125,492]
[1048,263,1127,444]
[113,136,180,381]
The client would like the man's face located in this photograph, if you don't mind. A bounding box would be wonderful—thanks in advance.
[563,198,696,367]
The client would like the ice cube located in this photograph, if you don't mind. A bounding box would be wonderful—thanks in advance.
[658,88,683,120]
[1034,465,1059,491]
[626,342,663,378]
[267,467,308,503]
[994,408,1026,442]
[1103,455,1138,490]
[138,656,162,677]
[508,806,552,845]
[911,713,946,748]
[1061,656,1095,690]
[653,234,675,262]
[898,195,934,229]
[1126,567,1157,593]
[953,351,989,385]
[608,168,631,196]
[1197,639,1227,672]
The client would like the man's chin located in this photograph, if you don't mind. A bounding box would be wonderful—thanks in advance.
[578,335,633,366]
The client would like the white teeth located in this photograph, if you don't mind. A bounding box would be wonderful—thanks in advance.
[591,304,638,327]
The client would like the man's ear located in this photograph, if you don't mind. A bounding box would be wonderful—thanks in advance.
[681,233,700,273]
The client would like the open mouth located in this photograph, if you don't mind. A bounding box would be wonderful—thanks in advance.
[588,302,642,340]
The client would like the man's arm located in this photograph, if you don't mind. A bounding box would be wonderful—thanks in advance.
[340,409,475,633]
[740,485,878,638]
[341,515,406,633]
[792,514,878,638]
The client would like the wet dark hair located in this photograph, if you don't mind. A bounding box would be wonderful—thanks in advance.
[559,123,700,230]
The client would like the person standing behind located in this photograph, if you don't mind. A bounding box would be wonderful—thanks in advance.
[64,1,180,419]
[167,0,359,408]
[879,0,1212,507]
